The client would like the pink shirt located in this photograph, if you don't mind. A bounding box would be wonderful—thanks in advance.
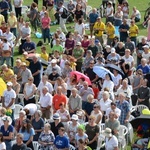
[41,17,51,28]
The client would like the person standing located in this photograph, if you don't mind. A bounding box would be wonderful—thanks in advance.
[13,0,23,18]
[0,0,9,23]
[58,1,68,33]
[29,56,42,87]
[41,11,51,45]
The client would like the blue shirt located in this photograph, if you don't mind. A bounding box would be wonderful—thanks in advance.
[0,125,13,141]
[19,128,35,141]
[137,65,150,75]
[116,100,130,125]
[22,42,36,52]
[54,135,69,149]
[0,0,9,14]
[89,13,98,24]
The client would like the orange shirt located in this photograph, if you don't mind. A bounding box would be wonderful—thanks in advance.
[53,94,67,110]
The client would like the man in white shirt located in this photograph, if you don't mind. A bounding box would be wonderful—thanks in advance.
[39,86,53,119]
[142,45,150,60]
[38,75,53,96]
[2,82,16,119]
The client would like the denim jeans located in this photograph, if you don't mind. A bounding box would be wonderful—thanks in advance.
[30,19,38,32]
[1,56,11,67]
[10,28,17,37]
[5,141,12,150]
[42,28,50,43]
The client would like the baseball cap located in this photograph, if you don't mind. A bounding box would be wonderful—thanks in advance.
[7,82,13,86]
[143,45,149,49]
[111,48,116,53]
[76,42,81,46]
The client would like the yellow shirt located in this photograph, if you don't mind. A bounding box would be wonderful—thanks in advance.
[106,26,115,39]
[3,69,14,82]
[0,14,4,25]
[40,53,49,61]
[8,16,17,28]
[93,21,105,36]
[129,24,138,37]
[21,57,30,67]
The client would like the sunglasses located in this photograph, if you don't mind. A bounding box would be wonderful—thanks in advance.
[93,106,98,108]
[28,79,32,81]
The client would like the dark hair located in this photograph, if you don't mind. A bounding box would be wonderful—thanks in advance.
[0,132,4,142]
[59,127,65,131]
[78,19,82,24]
[21,119,32,133]
[80,77,85,82]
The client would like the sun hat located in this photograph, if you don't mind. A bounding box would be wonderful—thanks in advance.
[104,128,112,138]
[2,116,12,125]
[71,114,78,120]
[53,113,60,120]
[7,82,13,86]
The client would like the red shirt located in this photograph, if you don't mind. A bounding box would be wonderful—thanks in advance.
[92,87,99,99]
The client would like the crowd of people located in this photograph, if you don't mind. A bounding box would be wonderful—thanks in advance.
[0,0,149,150]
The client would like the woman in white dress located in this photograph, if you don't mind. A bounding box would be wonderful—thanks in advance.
[74,19,85,37]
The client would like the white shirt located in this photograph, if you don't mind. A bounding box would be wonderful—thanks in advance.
[113,74,122,86]
[105,135,118,150]
[0,142,6,150]
[106,6,113,17]
[3,89,16,109]
[38,81,53,96]
[142,52,150,60]
[122,55,134,67]
[3,32,14,47]
[2,42,10,51]
[39,92,52,108]
[99,99,112,112]
[74,23,85,36]
[14,0,22,6]
[21,26,31,39]
[45,64,61,76]
[24,104,37,116]
[102,80,114,94]
[105,107,121,119]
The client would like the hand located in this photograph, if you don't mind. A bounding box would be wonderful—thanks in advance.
[124,119,128,123]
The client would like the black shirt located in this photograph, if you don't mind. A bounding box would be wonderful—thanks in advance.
[115,46,125,56]
[88,45,98,58]
[48,73,60,82]
[11,143,27,150]
[50,122,64,137]
[85,67,97,81]
[75,10,83,21]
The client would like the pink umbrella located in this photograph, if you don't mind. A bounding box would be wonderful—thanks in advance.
[70,71,92,85]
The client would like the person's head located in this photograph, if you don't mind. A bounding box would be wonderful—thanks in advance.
[64,61,71,68]
[110,48,116,56]
[107,21,113,27]
[22,119,32,132]
[1,64,8,71]
[42,6,46,11]
[87,94,94,103]
[122,79,128,88]
[130,20,135,25]
[103,91,110,100]
[107,1,112,7]
[78,18,83,25]
[110,102,116,110]
[44,123,51,132]
[56,77,63,85]
[16,133,24,144]
[113,69,118,76]
[15,59,22,66]
[141,37,146,44]
[92,8,97,13]
[28,77,34,84]
[97,17,101,22]
[42,75,48,83]
[89,60,95,68]
[133,6,137,12]
[118,92,126,101]
[59,1,63,7]
[7,82,13,91]
[105,74,111,81]
[76,4,82,10]
[77,124,85,134]
[71,88,78,97]
[126,37,131,42]
[21,62,27,70]
[10,11,15,17]
[11,74,17,83]
[41,45,46,53]
[141,78,148,87]
[79,77,85,83]
[143,45,149,53]
[58,127,65,136]
[125,49,131,56]
[69,0,73,4]
[118,42,124,48]
[83,34,88,40]
[0,107,6,116]
[88,115,96,124]
[2,116,12,126]
[19,110,26,119]
[76,42,81,49]
[104,128,112,138]
[123,19,127,24]
[109,111,116,120]
[44,11,49,17]
[86,50,92,57]
[69,32,73,39]
[53,113,60,122]
[51,59,57,66]
[33,55,38,63]
[136,69,143,76]
[31,2,37,8]
[71,114,78,124]
[34,110,42,119]
[25,22,30,27]
[93,104,100,111]
[57,86,63,94]
[42,86,49,95]
[1,21,6,26]
[117,6,121,11]
[59,102,65,109]
[83,81,88,89]
[141,58,147,66]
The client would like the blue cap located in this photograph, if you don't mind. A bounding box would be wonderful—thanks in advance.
[95,39,100,43]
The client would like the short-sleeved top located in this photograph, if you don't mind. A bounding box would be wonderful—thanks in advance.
[3,89,16,109]
[24,104,37,116]
[22,42,36,52]
[21,26,31,39]
[93,22,105,36]
[29,8,38,20]
[54,135,69,149]
[88,45,98,58]
[75,133,88,146]
[50,122,64,137]
[11,143,27,150]
[105,135,118,150]
[73,48,84,62]
[89,13,98,24]
[85,124,99,141]
[3,68,14,82]
[0,1,9,14]
[106,26,115,39]
[137,64,150,75]
[85,67,97,81]
[41,17,50,28]
[52,45,63,53]
[129,24,138,37]
[119,24,129,38]
[2,42,10,51]
[8,16,17,28]
[19,128,35,141]
[13,0,23,7]
[0,142,6,150]
[75,10,83,21]
[32,118,44,141]
[0,125,13,142]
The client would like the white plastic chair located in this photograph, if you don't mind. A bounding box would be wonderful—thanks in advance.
[100,123,105,133]
[118,125,128,149]
[69,144,76,150]
[136,105,149,114]
[97,134,105,150]
[33,141,39,150]
[14,104,23,119]
[129,115,135,122]
[17,94,24,106]
[128,123,134,144]
[86,5,92,15]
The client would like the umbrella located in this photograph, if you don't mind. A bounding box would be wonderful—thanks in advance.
[70,71,91,85]
[130,114,150,129]
[105,64,124,76]
[0,78,6,96]
[93,66,115,82]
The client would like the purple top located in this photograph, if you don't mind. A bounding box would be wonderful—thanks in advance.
[65,38,75,50]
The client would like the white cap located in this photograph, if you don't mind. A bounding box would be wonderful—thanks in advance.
[111,48,116,53]
[106,45,111,49]
[143,45,149,49]
[51,59,57,64]
[76,42,81,46]
[7,82,13,86]
[71,114,78,120]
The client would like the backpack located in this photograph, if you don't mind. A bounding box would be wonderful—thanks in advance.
[61,7,68,19]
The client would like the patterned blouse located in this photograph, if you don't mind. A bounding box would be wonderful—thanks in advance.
[39,131,55,150]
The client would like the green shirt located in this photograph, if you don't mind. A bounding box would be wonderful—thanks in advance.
[52,45,64,53]
[73,48,84,62]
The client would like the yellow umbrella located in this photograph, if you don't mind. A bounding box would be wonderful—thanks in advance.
[0,78,6,96]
